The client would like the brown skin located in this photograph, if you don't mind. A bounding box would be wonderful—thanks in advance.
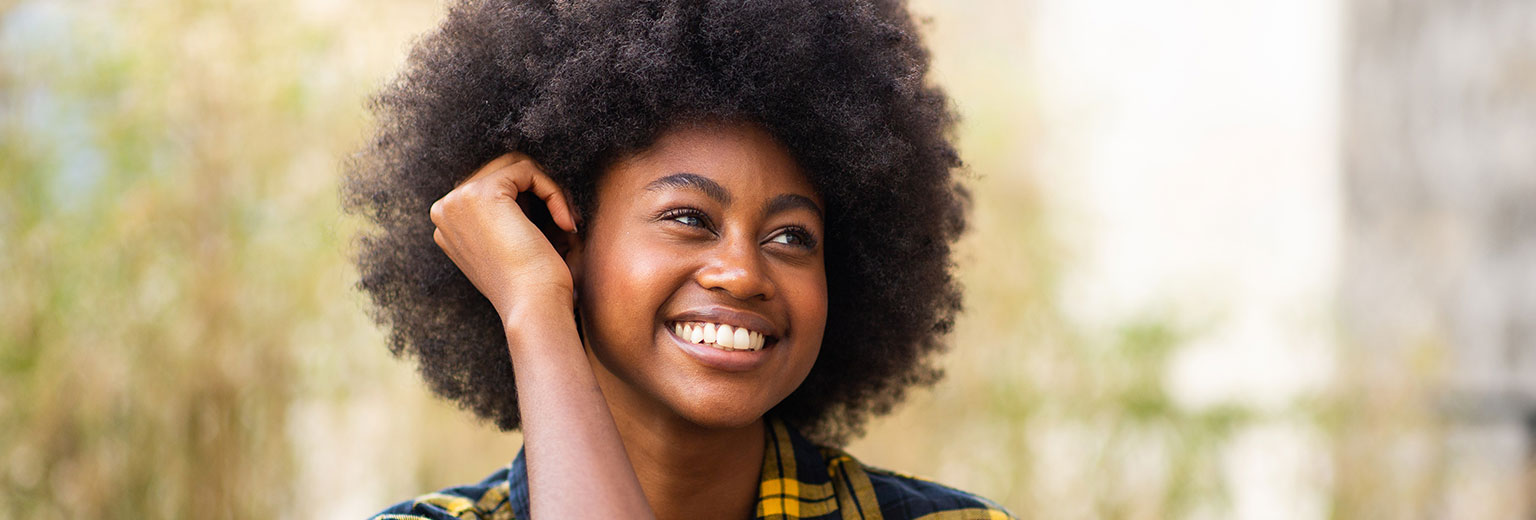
[430,121,828,520]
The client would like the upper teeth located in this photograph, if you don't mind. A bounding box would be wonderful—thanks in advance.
[672,322,768,351]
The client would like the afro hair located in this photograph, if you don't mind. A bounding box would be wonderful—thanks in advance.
[343,0,966,445]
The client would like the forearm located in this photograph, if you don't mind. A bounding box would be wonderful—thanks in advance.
[504,303,655,519]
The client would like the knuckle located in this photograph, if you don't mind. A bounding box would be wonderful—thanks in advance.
[465,184,496,202]
[449,185,479,205]
[513,157,546,177]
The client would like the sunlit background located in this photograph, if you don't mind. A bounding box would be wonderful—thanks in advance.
[3,0,1534,518]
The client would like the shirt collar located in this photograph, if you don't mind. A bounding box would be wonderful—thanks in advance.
[756,417,847,518]
[502,417,843,519]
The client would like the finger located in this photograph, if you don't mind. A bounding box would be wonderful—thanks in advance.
[461,152,578,234]
[490,157,578,234]
[429,199,445,226]
[526,170,579,234]
[457,153,525,188]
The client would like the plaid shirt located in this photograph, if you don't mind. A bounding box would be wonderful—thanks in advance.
[371,418,1014,520]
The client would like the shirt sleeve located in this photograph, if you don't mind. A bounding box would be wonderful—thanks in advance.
[367,475,515,520]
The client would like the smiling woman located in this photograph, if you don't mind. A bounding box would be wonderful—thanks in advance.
[573,122,828,432]
[343,0,1011,518]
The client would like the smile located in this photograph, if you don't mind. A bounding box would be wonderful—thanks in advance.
[670,321,771,351]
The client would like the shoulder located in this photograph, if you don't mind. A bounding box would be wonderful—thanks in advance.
[368,465,520,520]
[820,446,1016,520]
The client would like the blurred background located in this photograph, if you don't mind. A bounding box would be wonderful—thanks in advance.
[2,0,1533,518]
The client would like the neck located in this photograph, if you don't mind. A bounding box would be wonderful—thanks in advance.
[586,367,766,520]
[617,410,765,520]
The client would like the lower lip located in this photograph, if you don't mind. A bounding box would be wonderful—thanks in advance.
[665,326,772,373]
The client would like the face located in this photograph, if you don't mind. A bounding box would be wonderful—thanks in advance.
[567,120,828,430]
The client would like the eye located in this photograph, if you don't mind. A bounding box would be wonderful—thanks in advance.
[657,207,713,230]
[766,226,817,249]
[673,214,704,227]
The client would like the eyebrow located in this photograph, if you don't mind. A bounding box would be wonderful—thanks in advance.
[763,193,823,220]
[644,172,823,219]
[644,173,732,205]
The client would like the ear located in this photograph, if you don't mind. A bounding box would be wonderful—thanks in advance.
[558,226,585,290]
[560,227,588,339]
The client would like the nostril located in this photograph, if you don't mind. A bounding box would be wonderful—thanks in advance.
[695,253,776,301]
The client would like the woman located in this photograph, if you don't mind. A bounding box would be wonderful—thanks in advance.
[346,1,1011,518]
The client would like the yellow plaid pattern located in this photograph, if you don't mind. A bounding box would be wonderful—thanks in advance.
[753,419,1014,520]
[371,418,1014,520]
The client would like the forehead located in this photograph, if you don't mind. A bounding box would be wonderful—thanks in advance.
[597,121,820,203]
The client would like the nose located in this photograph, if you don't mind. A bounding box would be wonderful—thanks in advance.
[696,235,776,301]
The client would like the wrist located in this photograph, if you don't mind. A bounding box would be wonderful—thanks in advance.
[495,284,574,325]
[502,293,581,356]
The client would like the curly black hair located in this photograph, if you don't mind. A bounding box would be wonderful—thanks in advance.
[343,0,966,445]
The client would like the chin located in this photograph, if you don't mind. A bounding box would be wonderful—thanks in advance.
[682,414,766,432]
[667,391,774,431]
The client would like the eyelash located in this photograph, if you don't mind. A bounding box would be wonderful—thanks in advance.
[769,225,818,249]
[657,207,714,231]
[655,207,818,250]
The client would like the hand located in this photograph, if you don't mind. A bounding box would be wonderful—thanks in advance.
[430,153,579,321]
[434,156,654,518]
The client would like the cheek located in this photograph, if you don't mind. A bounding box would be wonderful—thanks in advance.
[798,279,828,338]
[784,265,829,366]
[579,236,686,340]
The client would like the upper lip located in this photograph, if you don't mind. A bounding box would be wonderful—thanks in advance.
[667,307,782,339]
